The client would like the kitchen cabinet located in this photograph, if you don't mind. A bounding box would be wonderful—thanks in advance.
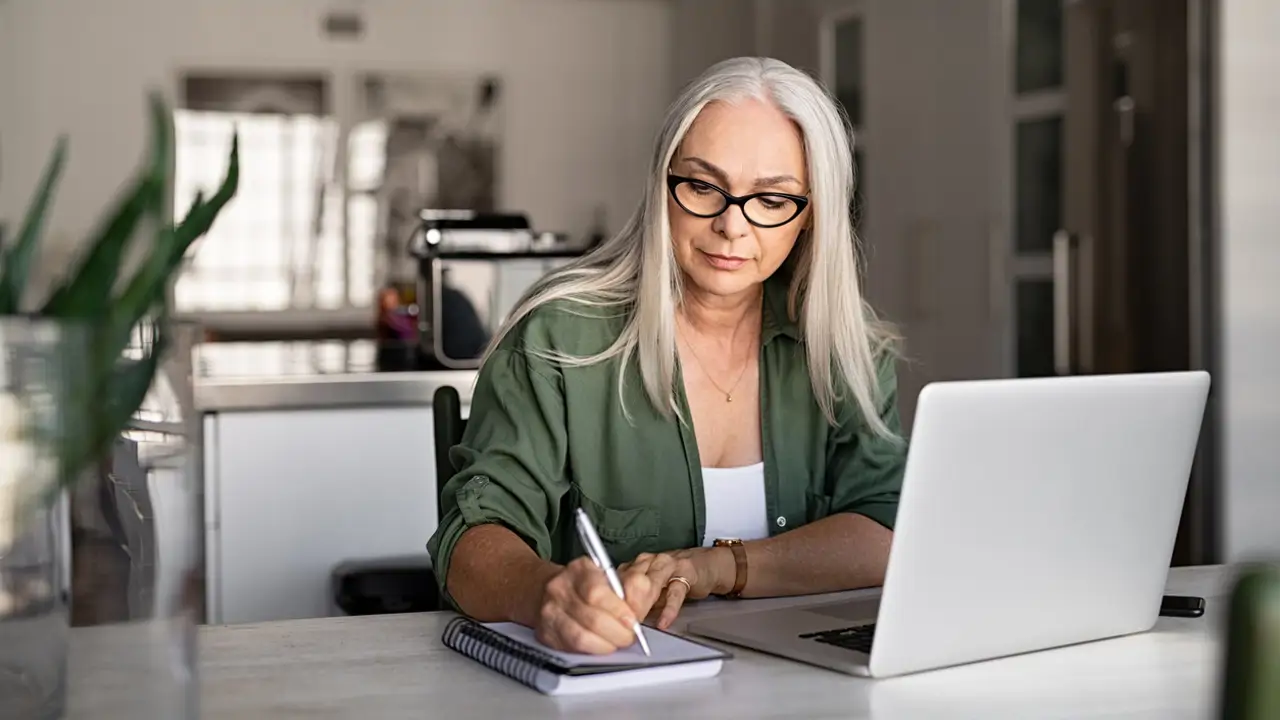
[202,399,469,625]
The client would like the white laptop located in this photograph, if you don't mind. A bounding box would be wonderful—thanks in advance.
[686,371,1211,679]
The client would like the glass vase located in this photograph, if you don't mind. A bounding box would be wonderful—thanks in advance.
[0,318,78,720]
[62,321,203,719]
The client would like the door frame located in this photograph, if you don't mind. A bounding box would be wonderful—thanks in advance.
[818,1,868,145]
[994,0,1070,378]
[818,0,868,100]
[818,1,871,236]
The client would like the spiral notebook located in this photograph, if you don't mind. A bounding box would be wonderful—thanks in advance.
[442,617,731,695]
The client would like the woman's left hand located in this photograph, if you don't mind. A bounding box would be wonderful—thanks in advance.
[618,548,734,630]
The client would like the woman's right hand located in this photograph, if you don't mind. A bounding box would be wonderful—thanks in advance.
[532,557,657,654]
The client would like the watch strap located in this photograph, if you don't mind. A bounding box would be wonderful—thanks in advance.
[714,538,748,598]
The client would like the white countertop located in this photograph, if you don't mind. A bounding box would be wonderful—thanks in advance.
[67,564,1235,719]
[194,369,479,411]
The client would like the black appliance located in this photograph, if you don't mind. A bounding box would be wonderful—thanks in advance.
[409,210,588,370]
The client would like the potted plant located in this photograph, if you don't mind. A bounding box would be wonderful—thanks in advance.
[1220,563,1280,719]
[0,91,238,719]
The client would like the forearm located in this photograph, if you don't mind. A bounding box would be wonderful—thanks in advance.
[727,512,892,598]
[445,524,561,625]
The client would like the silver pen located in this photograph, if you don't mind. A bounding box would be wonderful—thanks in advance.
[573,507,653,657]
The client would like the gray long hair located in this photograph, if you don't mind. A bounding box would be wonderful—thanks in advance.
[484,56,899,439]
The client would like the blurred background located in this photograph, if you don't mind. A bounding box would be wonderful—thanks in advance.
[0,0,1275,628]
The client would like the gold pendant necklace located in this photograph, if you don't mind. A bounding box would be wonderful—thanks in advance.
[678,329,750,403]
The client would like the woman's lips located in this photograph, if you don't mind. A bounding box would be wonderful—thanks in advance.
[700,250,748,271]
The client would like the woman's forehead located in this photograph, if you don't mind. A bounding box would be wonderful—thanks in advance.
[678,99,807,182]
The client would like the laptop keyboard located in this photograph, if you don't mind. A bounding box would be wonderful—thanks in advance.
[799,623,877,653]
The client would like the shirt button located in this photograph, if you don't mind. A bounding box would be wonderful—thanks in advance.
[776,516,787,528]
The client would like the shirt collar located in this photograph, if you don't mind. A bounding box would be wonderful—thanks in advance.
[762,267,801,345]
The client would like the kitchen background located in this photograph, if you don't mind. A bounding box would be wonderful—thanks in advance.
[0,0,1275,627]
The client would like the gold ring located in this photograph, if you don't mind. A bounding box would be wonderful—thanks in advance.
[667,576,692,592]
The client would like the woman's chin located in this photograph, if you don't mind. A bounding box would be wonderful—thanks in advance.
[683,268,762,299]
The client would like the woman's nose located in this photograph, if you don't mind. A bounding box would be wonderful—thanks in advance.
[713,204,752,239]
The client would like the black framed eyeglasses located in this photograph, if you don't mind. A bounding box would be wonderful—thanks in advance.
[666,174,809,229]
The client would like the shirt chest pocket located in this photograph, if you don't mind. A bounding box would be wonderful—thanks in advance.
[764,462,818,533]
[572,485,662,563]
[804,490,834,524]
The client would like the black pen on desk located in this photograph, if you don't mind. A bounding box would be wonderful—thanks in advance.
[573,507,653,657]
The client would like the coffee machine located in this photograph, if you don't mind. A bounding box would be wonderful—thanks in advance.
[401,210,588,370]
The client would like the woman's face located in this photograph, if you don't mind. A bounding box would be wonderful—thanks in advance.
[667,97,810,301]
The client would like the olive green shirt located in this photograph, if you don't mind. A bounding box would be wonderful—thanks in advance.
[426,273,908,604]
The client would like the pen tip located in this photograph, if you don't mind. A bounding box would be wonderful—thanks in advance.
[635,624,652,656]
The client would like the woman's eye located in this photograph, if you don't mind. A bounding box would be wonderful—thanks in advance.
[758,197,787,210]
[689,183,715,195]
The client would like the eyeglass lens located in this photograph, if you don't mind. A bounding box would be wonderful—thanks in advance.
[673,180,800,226]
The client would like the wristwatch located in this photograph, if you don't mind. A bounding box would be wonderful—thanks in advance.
[713,538,748,599]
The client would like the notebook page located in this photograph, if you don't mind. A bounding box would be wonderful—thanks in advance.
[482,622,726,668]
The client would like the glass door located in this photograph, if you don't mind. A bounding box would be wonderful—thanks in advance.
[1005,0,1210,564]
[820,2,867,231]
[1005,0,1067,378]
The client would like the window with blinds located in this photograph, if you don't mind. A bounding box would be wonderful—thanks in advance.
[173,74,379,314]
[172,71,502,378]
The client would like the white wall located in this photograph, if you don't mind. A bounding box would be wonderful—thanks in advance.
[1219,0,1280,562]
[669,0,757,92]
[767,0,1007,427]
[0,2,15,235]
[0,0,672,293]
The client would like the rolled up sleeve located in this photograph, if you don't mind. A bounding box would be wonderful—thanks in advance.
[426,345,571,607]
[824,353,909,530]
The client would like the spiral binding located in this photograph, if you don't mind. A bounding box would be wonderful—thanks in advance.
[442,617,565,689]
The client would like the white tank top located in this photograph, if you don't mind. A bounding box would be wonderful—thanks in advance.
[700,462,770,547]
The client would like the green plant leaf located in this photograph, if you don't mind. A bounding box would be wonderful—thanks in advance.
[175,130,238,242]
[45,330,168,506]
[104,338,166,428]
[175,190,206,237]
[18,93,239,509]
[0,136,68,313]
[41,97,172,318]
[146,90,176,194]
[110,132,238,350]
[40,177,160,317]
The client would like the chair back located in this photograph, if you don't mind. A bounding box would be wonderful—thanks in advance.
[432,385,467,523]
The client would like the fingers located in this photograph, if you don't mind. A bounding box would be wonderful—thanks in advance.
[621,573,656,620]
[534,558,643,654]
[572,558,639,622]
[619,562,659,619]
[571,601,639,649]
[636,552,704,629]
[624,553,705,628]
[657,575,690,629]
[537,606,621,655]
[535,551,709,652]
[637,552,680,589]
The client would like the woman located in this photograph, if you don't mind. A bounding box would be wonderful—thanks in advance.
[426,56,907,655]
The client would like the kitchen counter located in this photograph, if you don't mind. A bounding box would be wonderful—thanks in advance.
[194,370,479,412]
[194,366,478,625]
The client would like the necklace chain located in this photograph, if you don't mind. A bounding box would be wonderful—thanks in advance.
[678,326,751,403]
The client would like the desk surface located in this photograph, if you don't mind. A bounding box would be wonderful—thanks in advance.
[69,564,1232,719]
